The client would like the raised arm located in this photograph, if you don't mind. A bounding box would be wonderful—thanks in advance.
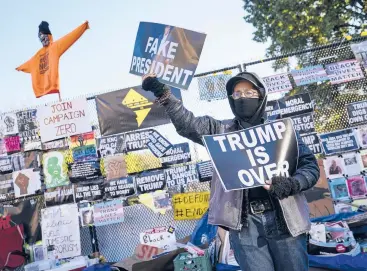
[16,57,32,73]
[56,21,89,56]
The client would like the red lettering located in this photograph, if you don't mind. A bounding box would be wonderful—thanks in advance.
[55,123,76,136]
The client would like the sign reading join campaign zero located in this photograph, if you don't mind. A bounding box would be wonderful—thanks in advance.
[37,98,91,142]
[202,119,298,191]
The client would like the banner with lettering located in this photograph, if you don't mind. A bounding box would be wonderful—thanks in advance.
[0,174,14,202]
[42,138,68,151]
[0,113,19,137]
[319,128,359,155]
[70,132,97,162]
[198,73,231,101]
[278,93,314,118]
[262,73,292,93]
[160,143,191,167]
[346,100,367,126]
[300,133,322,155]
[265,100,281,121]
[172,191,210,220]
[135,169,166,194]
[0,157,13,174]
[165,164,199,188]
[16,109,40,142]
[43,151,70,188]
[69,160,102,183]
[5,135,21,153]
[97,134,124,158]
[146,130,173,157]
[93,199,124,226]
[75,180,104,202]
[351,41,367,68]
[37,98,91,142]
[325,60,364,85]
[196,161,213,182]
[44,185,75,207]
[124,129,154,152]
[291,65,329,86]
[104,177,135,198]
[290,112,315,135]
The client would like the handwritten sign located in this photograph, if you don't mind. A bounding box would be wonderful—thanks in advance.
[4,136,20,153]
[262,73,292,93]
[139,226,177,251]
[325,60,364,85]
[172,191,210,220]
[41,204,81,259]
[104,177,136,198]
[291,65,328,86]
[104,154,127,180]
[93,199,124,226]
[37,98,91,142]
[16,109,40,142]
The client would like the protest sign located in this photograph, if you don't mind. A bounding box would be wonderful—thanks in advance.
[160,143,191,167]
[325,60,364,85]
[0,174,14,202]
[319,128,359,155]
[41,204,81,259]
[346,100,367,126]
[16,109,40,142]
[43,151,70,188]
[80,205,94,227]
[202,119,298,191]
[69,160,101,183]
[130,22,206,90]
[291,65,329,86]
[97,134,124,158]
[135,169,166,194]
[4,135,20,153]
[96,86,182,135]
[105,177,135,198]
[351,41,367,68]
[37,98,91,142]
[165,164,199,188]
[11,153,25,171]
[356,126,367,149]
[265,100,281,121]
[329,177,349,201]
[0,138,6,156]
[196,161,213,182]
[0,157,13,173]
[104,154,127,180]
[290,112,315,135]
[93,199,124,226]
[153,192,172,211]
[198,73,231,101]
[24,141,42,151]
[139,226,177,250]
[343,152,363,177]
[347,176,367,199]
[75,180,104,202]
[12,169,41,197]
[0,113,18,136]
[70,132,97,162]
[42,138,68,150]
[146,130,172,157]
[124,129,154,152]
[301,133,322,155]
[44,185,75,207]
[172,191,210,220]
[262,73,292,93]
[278,93,314,118]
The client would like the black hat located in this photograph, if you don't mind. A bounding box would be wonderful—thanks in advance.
[39,21,51,35]
[226,72,267,98]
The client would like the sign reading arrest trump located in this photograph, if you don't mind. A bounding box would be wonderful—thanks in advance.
[202,119,298,191]
[37,98,91,142]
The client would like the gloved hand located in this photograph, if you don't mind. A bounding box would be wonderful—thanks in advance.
[142,73,170,97]
[267,176,301,200]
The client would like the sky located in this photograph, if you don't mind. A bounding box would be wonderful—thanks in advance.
[0,0,273,112]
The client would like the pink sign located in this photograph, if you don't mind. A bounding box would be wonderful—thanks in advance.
[347,176,367,199]
[5,136,20,153]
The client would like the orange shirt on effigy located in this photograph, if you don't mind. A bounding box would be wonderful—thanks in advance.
[16,21,89,98]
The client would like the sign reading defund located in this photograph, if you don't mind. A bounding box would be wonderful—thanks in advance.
[202,119,298,191]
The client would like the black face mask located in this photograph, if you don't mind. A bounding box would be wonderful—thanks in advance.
[233,98,260,120]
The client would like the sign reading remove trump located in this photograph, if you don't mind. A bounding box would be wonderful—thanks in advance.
[130,22,206,90]
[202,119,298,191]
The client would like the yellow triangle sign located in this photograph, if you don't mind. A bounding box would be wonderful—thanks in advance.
[134,108,151,127]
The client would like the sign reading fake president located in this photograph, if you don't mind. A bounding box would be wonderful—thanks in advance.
[202,119,298,191]
[130,22,206,90]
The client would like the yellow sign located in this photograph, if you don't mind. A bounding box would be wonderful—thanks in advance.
[172,191,210,220]
[122,88,153,127]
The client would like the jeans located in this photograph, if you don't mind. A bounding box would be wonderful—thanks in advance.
[229,210,308,271]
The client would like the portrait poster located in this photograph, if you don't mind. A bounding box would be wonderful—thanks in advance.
[342,152,363,177]
[347,176,367,199]
[324,156,346,179]
[80,205,94,227]
[356,126,367,149]
[12,169,41,197]
[334,203,353,214]
[0,113,19,137]
[328,177,349,201]
[360,150,367,171]
[43,151,70,188]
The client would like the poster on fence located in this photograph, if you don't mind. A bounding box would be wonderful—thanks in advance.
[12,169,41,197]
[301,133,322,155]
[37,98,91,142]
[165,164,199,188]
[160,142,191,167]
[41,204,81,259]
[347,176,367,199]
[0,138,6,156]
[146,130,173,157]
[351,41,367,69]
[343,152,363,177]
[262,73,292,93]
[44,185,75,207]
[93,199,124,226]
[96,86,182,135]
[42,138,68,150]
[325,60,364,85]
[198,73,231,101]
[125,151,162,174]
[172,191,210,220]
[43,151,70,188]
[319,128,359,155]
[124,129,154,152]
[356,126,367,148]
[346,100,367,126]
[97,134,124,158]
[12,154,25,171]
[203,119,298,191]
[278,93,314,118]
[139,226,177,250]
[70,132,97,162]
[196,161,213,182]
[329,177,349,201]
[16,109,40,142]
[104,154,127,180]
[104,177,135,198]
[291,113,315,135]
[5,135,20,153]
[0,174,14,202]
[135,169,166,194]
[69,160,101,183]
[130,22,206,90]
[291,65,329,86]
[265,100,281,121]
[0,113,18,136]
[75,180,104,202]
[0,157,13,173]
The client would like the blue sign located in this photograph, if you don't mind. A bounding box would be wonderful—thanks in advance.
[319,129,359,155]
[146,130,173,157]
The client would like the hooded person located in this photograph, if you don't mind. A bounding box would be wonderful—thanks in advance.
[142,72,319,271]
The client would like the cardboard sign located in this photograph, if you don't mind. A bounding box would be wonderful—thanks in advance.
[278,93,314,118]
[196,161,213,182]
[165,164,199,188]
[0,113,19,136]
[351,41,367,69]
[146,130,173,157]
[43,151,70,188]
[97,134,124,158]
[265,100,281,121]
[4,136,21,153]
[262,73,292,93]
[319,129,359,156]
[12,169,41,197]
[135,170,166,194]
[160,143,191,167]
[346,100,367,126]
[42,139,68,150]
[104,177,135,198]
[16,109,40,142]
[202,119,298,191]
[0,157,12,173]
[0,174,14,202]
[291,65,328,86]
[93,199,124,226]
[75,180,104,202]
[130,22,206,90]
[139,226,177,250]
[69,160,101,183]
[172,191,210,220]
[290,112,315,135]
[41,204,81,259]
[325,60,364,85]
[301,133,322,155]
[198,73,231,101]
[37,98,91,142]
[104,154,128,180]
[44,185,75,207]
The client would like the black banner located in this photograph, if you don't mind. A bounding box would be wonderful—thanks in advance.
[202,119,298,191]
[300,133,322,155]
[135,170,166,194]
[42,139,68,150]
[0,174,14,202]
[69,160,102,183]
[44,185,75,207]
[146,130,173,157]
[104,177,135,198]
[123,129,154,152]
[160,143,191,167]
[97,134,124,158]
[346,100,367,126]
[0,157,12,174]
[165,164,199,188]
[196,161,213,182]
[95,86,182,135]
[278,93,314,118]
[265,100,281,121]
[290,112,315,135]
[75,180,104,202]
[319,129,359,155]
[16,109,40,142]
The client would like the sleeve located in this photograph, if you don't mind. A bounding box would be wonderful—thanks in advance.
[293,132,320,191]
[163,94,223,145]
[56,21,89,56]
[16,58,32,73]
